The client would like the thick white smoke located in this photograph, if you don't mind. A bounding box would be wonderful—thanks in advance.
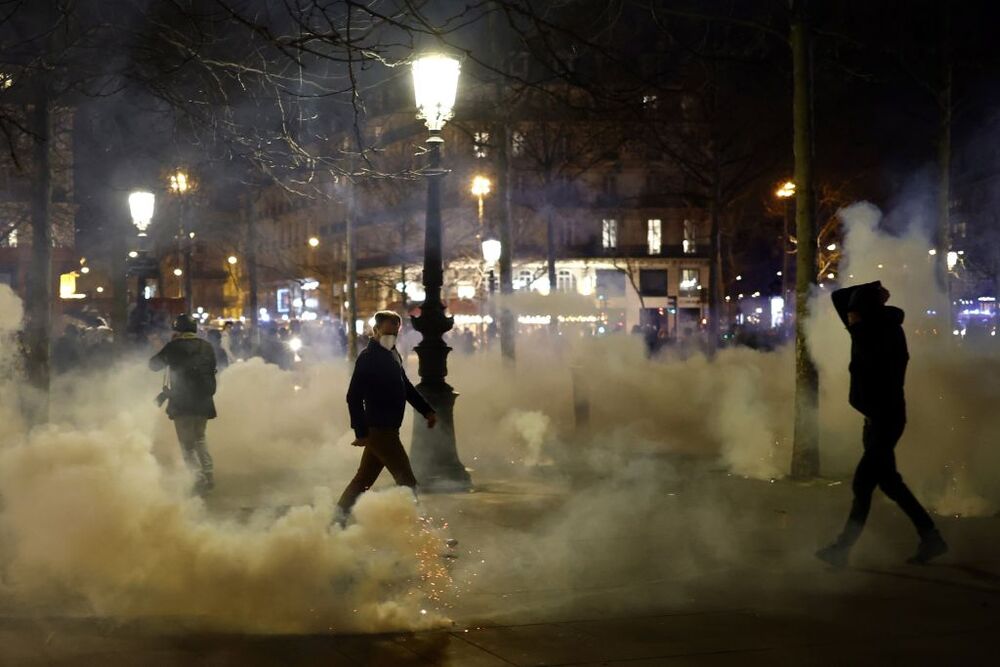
[0,199,997,633]
[807,202,1000,516]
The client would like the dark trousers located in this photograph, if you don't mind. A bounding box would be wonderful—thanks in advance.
[840,416,935,546]
[337,428,417,511]
[173,416,213,480]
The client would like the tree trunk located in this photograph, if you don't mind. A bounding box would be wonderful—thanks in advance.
[707,186,723,356]
[24,82,53,423]
[183,199,194,313]
[546,210,558,335]
[346,195,358,362]
[246,195,260,351]
[790,0,820,479]
[110,213,129,350]
[937,63,953,328]
[496,121,516,363]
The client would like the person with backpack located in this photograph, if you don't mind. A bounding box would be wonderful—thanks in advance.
[150,314,219,495]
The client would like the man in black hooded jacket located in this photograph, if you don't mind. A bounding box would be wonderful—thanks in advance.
[817,281,947,567]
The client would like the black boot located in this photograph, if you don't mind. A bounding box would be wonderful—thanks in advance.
[907,529,948,565]
[816,540,851,568]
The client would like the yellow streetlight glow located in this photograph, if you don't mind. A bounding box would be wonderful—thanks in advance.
[169,170,190,194]
[826,243,837,251]
[128,250,138,258]
[80,266,90,274]
[308,237,319,247]
[775,181,796,199]
[173,268,183,276]
[228,255,238,265]
[96,286,104,293]
[471,175,491,197]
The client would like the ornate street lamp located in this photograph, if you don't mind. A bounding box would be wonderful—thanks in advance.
[128,190,156,333]
[482,235,501,296]
[409,53,471,491]
[128,191,155,236]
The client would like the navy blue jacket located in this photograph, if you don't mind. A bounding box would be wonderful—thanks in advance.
[347,340,433,439]
[832,282,908,420]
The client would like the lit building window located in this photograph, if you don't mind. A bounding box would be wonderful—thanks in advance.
[602,219,618,249]
[556,269,576,293]
[3,230,17,247]
[474,131,489,158]
[516,269,534,291]
[647,219,662,255]
[680,268,700,296]
[683,219,697,254]
[511,130,525,157]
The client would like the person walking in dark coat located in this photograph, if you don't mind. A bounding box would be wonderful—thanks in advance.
[336,311,436,517]
[817,281,947,567]
[150,314,219,495]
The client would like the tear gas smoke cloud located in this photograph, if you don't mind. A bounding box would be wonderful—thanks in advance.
[0,200,997,632]
[807,202,1000,516]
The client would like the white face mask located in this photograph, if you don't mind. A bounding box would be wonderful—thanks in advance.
[378,334,398,351]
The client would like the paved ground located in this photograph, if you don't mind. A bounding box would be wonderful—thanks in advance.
[2,469,998,666]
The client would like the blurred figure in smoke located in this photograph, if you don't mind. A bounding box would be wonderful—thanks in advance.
[149,314,219,495]
[336,311,436,520]
[206,329,230,372]
[52,324,82,374]
[818,281,947,567]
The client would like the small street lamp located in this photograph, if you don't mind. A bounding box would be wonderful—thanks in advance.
[409,52,470,491]
[471,175,491,226]
[227,255,238,265]
[774,180,795,326]
[308,236,320,248]
[482,235,501,293]
[168,169,195,312]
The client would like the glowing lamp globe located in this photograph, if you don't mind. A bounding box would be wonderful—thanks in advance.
[128,191,155,234]
[412,54,460,133]
[481,237,502,265]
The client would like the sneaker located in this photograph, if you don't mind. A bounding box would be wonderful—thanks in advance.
[816,541,850,568]
[193,474,215,497]
[907,530,948,565]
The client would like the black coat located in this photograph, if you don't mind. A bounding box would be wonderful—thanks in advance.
[149,334,218,419]
[832,282,908,419]
[347,340,433,439]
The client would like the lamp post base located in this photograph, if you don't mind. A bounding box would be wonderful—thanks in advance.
[410,381,472,492]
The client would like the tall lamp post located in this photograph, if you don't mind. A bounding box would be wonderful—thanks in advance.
[471,175,491,227]
[482,236,501,346]
[775,180,795,329]
[128,190,155,335]
[408,53,471,491]
[169,170,194,312]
